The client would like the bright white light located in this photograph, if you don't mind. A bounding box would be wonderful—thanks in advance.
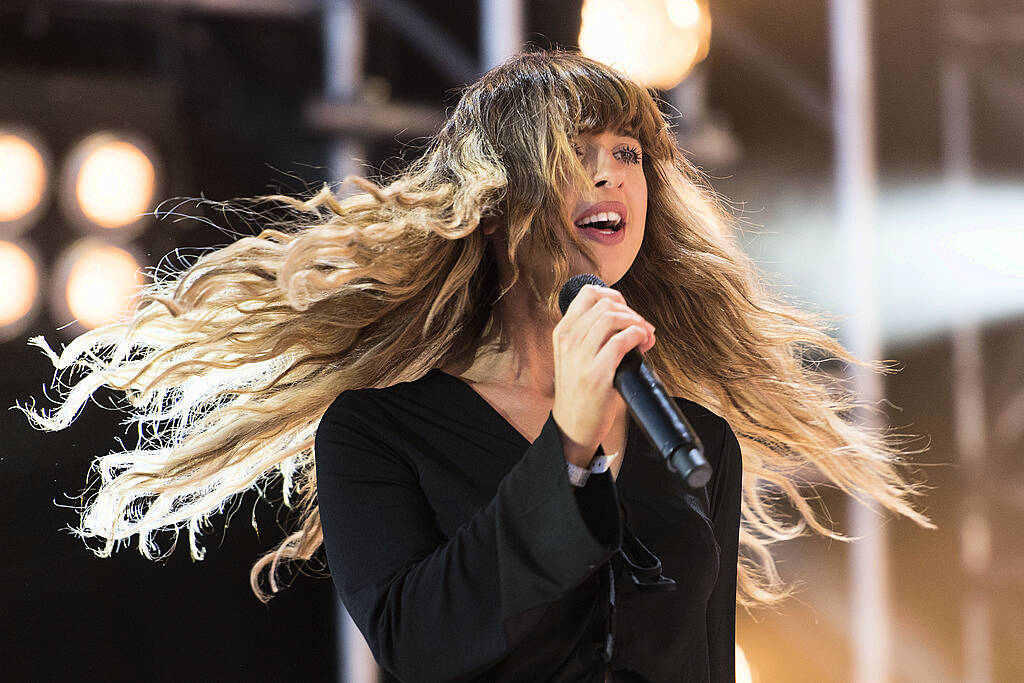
[60,241,144,329]
[666,0,701,28]
[0,132,47,226]
[742,180,1024,344]
[579,0,710,89]
[76,139,155,227]
[62,133,157,234]
[0,241,39,336]
[939,226,1023,278]
[736,643,754,683]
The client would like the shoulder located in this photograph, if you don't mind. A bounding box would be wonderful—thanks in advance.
[318,387,385,440]
[321,385,382,421]
[316,370,454,451]
[320,370,443,426]
[314,385,417,480]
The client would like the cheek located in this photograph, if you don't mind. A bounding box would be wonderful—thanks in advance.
[562,189,580,224]
[630,174,648,232]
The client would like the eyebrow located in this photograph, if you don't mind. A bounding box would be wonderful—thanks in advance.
[611,131,642,146]
[570,130,643,150]
[573,127,640,141]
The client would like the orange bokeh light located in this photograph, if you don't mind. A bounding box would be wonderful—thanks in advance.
[64,243,143,329]
[579,0,711,89]
[0,241,38,328]
[74,138,155,228]
[0,133,47,223]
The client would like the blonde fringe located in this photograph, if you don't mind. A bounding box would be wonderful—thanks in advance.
[16,51,932,606]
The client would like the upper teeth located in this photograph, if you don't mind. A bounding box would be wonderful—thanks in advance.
[577,211,622,227]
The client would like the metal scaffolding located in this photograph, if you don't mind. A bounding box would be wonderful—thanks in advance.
[942,13,991,682]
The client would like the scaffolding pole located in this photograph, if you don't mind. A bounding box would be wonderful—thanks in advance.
[319,2,525,680]
[480,0,524,71]
[941,49,993,683]
[325,0,367,194]
[323,1,376,681]
[828,1,891,681]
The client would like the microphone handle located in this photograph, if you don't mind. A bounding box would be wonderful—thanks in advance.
[614,349,712,489]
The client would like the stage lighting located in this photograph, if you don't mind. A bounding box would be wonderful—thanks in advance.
[0,127,50,236]
[0,240,41,341]
[736,643,754,683]
[579,0,711,89]
[60,132,158,238]
[54,239,145,332]
[667,0,701,28]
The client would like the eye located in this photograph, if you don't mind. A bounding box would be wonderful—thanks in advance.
[572,143,584,158]
[616,145,642,165]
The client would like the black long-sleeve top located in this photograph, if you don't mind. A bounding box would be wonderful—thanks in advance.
[314,368,742,682]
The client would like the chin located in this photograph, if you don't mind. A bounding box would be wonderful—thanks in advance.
[597,265,629,286]
[565,250,634,287]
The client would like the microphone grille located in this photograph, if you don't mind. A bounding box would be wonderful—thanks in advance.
[558,273,607,315]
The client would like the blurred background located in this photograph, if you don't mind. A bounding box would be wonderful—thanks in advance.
[1,0,1021,681]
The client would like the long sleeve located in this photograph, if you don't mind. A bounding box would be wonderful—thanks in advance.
[314,390,623,682]
[705,419,742,683]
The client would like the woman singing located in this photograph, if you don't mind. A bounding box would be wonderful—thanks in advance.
[20,51,932,681]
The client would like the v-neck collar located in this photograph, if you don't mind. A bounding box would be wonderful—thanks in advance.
[429,368,636,481]
[431,368,532,446]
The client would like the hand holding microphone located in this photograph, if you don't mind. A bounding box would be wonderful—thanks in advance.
[554,274,711,489]
[550,281,657,468]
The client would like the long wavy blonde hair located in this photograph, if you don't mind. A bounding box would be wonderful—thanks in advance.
[19,50,932,606]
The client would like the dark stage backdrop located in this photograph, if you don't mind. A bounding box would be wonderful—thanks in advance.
[2,377,337,681]
[0,8,338,682]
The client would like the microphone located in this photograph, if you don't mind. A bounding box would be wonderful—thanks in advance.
[558,274,712,489]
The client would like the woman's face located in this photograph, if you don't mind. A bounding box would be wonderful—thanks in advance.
[483,129,648,299]
[563,129,648,286]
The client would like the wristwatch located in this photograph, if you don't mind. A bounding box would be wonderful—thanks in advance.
[566,449,618,487]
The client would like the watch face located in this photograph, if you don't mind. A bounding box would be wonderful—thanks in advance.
[590,453,616,474]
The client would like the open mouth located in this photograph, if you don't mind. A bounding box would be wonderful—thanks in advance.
[575,211,625,234]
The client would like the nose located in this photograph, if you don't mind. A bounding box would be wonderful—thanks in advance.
[590,148,624,189]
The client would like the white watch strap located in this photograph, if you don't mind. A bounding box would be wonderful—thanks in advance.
[566,451,619,487]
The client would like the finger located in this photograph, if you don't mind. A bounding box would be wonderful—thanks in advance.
[563,284,624,320]
[555,285,645,356]
[579,285,647,334]
[554,285,603,347]
[560,294,622,349]
[640,329,656,353]
[580,309,651,359]
[594,324,650,375]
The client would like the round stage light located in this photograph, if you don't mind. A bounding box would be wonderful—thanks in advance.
[0,240,41,341]
[666,0,701,28]
[76,139,155,227]
[580,0,711,90]
[61,132,159,238]
[55,240,145,331]
[0,127,50,236]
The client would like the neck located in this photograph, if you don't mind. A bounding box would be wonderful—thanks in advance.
[452,279,560,397]
[445,230,564,397]
[487,282,558,396]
